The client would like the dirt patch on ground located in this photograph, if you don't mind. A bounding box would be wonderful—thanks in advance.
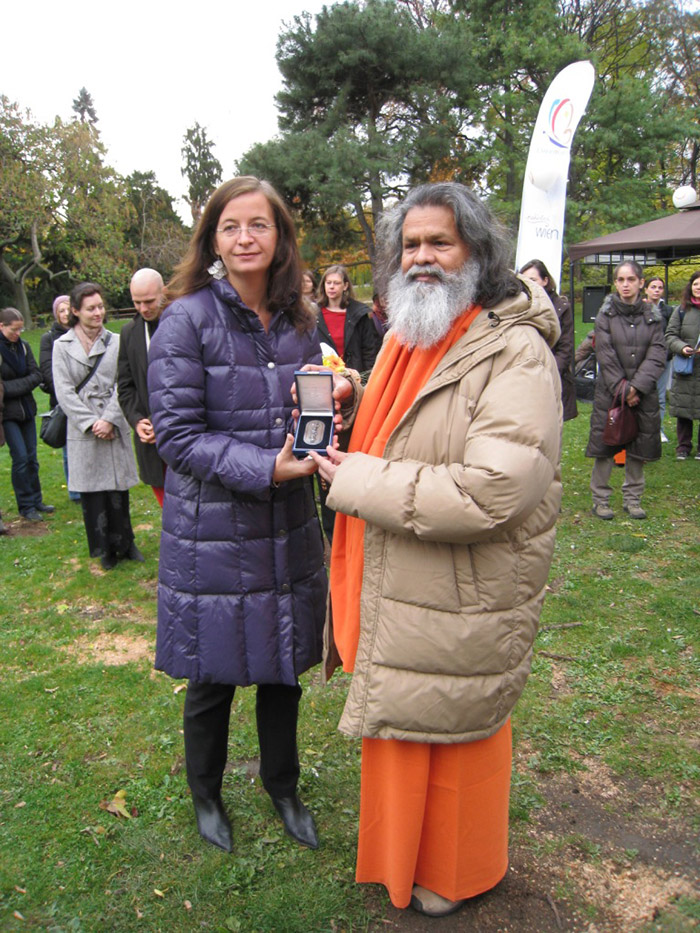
[549,662,571,694]
[1,516,51,537]
[67,632,153,666]
[66,597,155,627]
[367,756,698,933]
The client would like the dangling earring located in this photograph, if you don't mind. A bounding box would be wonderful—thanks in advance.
[208,258,226,280]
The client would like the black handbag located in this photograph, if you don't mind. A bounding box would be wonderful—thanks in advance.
[39,334,111,448]
[602,379,638,447]
[39,405,68,448]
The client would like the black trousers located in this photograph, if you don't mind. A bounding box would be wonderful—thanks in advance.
[80,490,134,559]
[183,681,302,800]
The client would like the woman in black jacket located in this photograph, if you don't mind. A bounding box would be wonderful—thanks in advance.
[0,308,53,521]
[314,266,381,542]
[39,295,70,407]
[316,265,381,379]
[519,259,577,422]
[39,295,80,501]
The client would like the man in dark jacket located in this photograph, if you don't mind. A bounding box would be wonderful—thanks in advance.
[118,269,167,505]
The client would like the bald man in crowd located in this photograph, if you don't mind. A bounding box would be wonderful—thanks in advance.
[118,268,167,506]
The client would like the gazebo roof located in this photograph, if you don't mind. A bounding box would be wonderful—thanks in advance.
[568,201,700,264]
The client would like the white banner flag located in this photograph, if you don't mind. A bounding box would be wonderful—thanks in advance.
[515,61,595,290]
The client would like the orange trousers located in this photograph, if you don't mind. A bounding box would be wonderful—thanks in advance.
[356,720,512,908]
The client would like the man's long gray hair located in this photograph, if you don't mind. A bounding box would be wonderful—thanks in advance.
[375,183,520,309]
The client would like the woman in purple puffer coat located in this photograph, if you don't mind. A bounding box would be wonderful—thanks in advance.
[148,177,326,854]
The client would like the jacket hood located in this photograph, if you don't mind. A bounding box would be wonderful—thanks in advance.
[448,278,560,358]
[416,279,561,392]
[599,293,661,324]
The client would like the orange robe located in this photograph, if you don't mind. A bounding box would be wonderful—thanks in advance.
[330,308,511,907]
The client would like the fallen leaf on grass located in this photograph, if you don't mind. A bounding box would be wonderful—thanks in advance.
[184,900,192,910]
[13,912,24,920]
[99,789,132,819]
[173,684,187,694]
[15,801,26,809]
[153,888,166,898]
[14,886,26,894]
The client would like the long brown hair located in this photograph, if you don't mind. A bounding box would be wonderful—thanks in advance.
[680,269,700,310]
[165,176,314,331]
[318,264,354,308]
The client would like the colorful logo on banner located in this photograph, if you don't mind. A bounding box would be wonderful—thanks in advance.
[515,60,595,290]
[547,98,575,149]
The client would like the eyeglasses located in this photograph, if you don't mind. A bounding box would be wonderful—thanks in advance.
[216,223,276,239]
[2,324,24,335]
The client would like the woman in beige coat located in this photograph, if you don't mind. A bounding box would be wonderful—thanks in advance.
[53,283,141,570]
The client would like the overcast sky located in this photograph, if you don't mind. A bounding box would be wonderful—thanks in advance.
[2,0,328,220]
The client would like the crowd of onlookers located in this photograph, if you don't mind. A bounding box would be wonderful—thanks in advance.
[573,265,700,520]
[1,260,698,539]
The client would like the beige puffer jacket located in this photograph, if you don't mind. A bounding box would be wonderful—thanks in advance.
[327,283,562,744]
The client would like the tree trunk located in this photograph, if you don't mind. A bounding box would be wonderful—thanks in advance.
[0,250,33,326]
[352,199,376,277]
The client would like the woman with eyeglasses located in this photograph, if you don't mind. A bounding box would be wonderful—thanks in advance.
[148,177,327,854]
[0,307,53,521]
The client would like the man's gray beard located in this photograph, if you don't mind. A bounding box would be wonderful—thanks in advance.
[386,258,481,349]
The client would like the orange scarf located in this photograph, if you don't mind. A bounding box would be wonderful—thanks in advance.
[330,305,482,671]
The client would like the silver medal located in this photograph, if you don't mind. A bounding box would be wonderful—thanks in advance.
[303,419,324,445]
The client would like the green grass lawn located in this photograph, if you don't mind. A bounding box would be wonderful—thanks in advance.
[0,324,697,932]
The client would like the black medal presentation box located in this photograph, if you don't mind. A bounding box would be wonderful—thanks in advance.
[293,371,334,458]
